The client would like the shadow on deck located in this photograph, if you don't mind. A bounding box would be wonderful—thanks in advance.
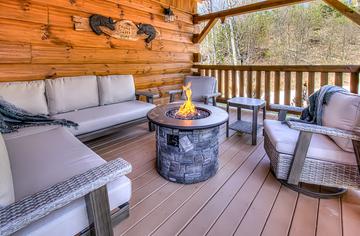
[85,109,360,236]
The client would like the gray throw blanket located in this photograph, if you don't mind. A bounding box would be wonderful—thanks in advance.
[299,85,347,125]
[0,98,78,133]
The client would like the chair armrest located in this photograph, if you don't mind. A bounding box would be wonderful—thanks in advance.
[287,121,360,141]
[270,104,304,121]
[270,104,304,113]
[168,89,183,95]
[168,90,183,103]
[135,91,159,104]
[202,92,221,99]
[0,158,132,236]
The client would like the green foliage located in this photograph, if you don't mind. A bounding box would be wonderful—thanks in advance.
[200,1,360,65]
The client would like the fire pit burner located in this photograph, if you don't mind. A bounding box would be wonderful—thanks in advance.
[166,107,210,120]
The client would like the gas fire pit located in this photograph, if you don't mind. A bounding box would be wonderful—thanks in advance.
[147,83,228,184]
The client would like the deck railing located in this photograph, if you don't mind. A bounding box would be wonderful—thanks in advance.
[193,65,360,109]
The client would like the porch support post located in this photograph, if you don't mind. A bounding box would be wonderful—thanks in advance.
[322,0,360,26]
[85,186,114,236]
[193,0,312,23]
[193,18,218,43]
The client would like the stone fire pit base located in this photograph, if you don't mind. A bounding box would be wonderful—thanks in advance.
[156,125,219,184]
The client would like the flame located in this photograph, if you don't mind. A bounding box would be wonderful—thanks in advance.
[176,82,197,117]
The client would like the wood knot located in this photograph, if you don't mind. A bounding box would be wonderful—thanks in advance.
[20,0,31,11]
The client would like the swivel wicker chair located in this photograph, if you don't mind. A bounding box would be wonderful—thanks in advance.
[264,91,360,198]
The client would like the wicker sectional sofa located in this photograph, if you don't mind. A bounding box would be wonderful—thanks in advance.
[0,75,157,235]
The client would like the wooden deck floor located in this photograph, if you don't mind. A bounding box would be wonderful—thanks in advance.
[86,110,360,236]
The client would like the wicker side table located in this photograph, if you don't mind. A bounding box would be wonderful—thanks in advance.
[226,97,266,145]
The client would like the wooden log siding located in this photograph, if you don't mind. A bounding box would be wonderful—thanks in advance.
[0,0,199,105]
[193,65,360,110]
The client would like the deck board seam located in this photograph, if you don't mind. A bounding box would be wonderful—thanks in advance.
[121,184,186,236]
[200,154,268,236]
[125,135,250,235]
[149,138,264,236]
[174,140,265,235]
[231,171,271,235]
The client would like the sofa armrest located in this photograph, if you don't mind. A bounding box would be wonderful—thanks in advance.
[287,121,360,141]
[135,91,159,104]
[168,89,183,103]
[270,104,304,121]
[0,158,132,236]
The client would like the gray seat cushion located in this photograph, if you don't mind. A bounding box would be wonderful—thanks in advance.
[5,127,131,235]
[52,101,156,136]
[182,76,217,102]
[5,127,106,200]
[264,119,357,165]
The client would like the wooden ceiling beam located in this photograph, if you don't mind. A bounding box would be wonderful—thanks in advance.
[193,18,219,43]
[322,0,360,26]
[193,0,313,23]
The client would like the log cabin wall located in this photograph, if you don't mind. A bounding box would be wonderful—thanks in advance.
[0,0,199,104]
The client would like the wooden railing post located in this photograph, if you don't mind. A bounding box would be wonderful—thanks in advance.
[232,70,237,98]
[351,72,359,94]
[247,71,253,98]
[284,71,291,105]
[307,72,315,96]
[239,70,245,97]
[255,71,261,99]
[335,72,343,87]
[320,72,329,86]
[295,72,303,107]
[219,70,225,98]
[224,70,230,99]
[274,71,280,104]
[265,71,271,110]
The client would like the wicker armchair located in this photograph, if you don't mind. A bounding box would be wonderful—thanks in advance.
[168,76,221,106]
[264,99,360,198]
[0,158,132,236]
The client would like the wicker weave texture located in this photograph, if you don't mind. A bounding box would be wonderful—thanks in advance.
[287,121,360,141]
[264,133,360,190]
[0,158,132,236]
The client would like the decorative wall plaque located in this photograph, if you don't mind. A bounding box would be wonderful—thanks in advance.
[72,15,159,43]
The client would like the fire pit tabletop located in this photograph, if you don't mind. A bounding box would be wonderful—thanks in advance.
[147,102,229,130]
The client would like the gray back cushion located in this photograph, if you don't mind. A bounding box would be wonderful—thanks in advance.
[97,75,135,105]
[0,80,49,115]
[182,76,217,101]
[45,75,99,115]
[322,92,360,152]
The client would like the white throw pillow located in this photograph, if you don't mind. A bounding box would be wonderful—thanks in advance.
[0,133,15,208]
[322,92,360,152]
[45,76,99,115]
[97,75,135,105]
[0,81,49,115]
